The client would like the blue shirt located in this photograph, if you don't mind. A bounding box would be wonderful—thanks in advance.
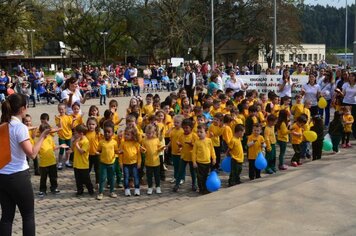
[0,76,8,90]
[100,84,107,95]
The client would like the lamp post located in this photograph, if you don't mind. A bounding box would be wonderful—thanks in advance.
[272,0,277,69]
[354,0,356,66]
[100,32,108,63]
[27,29,36,58]
[211,0,215,70]
[344,0,348,67]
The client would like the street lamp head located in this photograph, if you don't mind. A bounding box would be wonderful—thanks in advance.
[26,29,36,32]
[100,32,108,35]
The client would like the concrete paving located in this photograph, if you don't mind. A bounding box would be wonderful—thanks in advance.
[5,94,356,235]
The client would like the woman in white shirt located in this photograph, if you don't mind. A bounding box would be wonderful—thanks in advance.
[61,77,88,115]
[278,69,296,103]
[341,72,356,138]
[0,94,50,236]
[224,70,248,93]
[301,73,321,116]
[318,71,334,127]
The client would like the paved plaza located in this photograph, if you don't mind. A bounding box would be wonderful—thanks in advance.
[6,94,356,235]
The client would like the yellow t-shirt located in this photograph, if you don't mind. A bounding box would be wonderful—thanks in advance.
[247,135,265,160]
[142,137,162,167]
[303,108,311,123]
[210,107,222,117]
[236,114,246,125]
[271,104,281,117]
[38,136,56,167]
[112,112,120,132]
[228,137,244,163]
[55,114,73,140]
[258,111,266,127]
[222,125,233,144]
[119,140,141,166]
[168,127,184,155]
[72,114,83,128]
[85,131,102,155]
[343,114,354,132]
[178,132,198,161]
[291,123,303,144]
[142,104,154,116]
[230,117,243,133]
[98,139,119,164]
[277,122,289,142]
[164,114,174,138]
[73,136,90,169]
[291,103,304,120]
[264,125,276,151]
[208,124,224,147]
[192,138,216,164]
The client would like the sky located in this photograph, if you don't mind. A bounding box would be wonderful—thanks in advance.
[304,0,354,8]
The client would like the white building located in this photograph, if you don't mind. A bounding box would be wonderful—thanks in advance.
[258,44,326,68]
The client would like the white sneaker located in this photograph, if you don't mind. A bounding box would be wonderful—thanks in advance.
[170,178,176,183]
[57,163,63,170]
[96,193,103,200]
[147,188,153,195]
[110,192,117,198]
[156,187,162,194]
[134,188,140,196]
[125,189,131,196]
[179,180,184,185]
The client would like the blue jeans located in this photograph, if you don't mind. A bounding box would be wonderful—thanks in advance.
[132,85,140,96]
[123,164,139,189]
[301,141,310,158]
[318,99,331,126]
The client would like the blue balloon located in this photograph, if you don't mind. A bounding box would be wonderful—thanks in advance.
[206,170,221,192]
[255,152,267,170]
[221,156,232,173]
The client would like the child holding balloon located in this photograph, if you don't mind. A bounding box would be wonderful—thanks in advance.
[264,114,277,174]
[290,115,308,167]
[192,124,216,194]
[310,115,324,160]
[247,124,265,180]
[227,124,245,186]
[328,111,344,154]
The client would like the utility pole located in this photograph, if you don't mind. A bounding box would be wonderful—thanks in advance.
[27,29,36,58]
[353,0,356,66]
[211,0,215,70]
[272,0,277,69]
[100,32,108,64]
[345,0,348,67]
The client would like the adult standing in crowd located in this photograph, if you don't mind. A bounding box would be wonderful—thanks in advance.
[341,71,356,138]
[61,77,88,114]
[183,64,196,104]
[54,67,65,87]
[278,69,296,102]
[301,73,320,116]
[0,94,50,236]
[318,70,334,127]
[224,69,248,93]
[208,73,219,95]
[0,70,10,101]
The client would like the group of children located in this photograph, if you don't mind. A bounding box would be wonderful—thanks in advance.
[24,86,354,199]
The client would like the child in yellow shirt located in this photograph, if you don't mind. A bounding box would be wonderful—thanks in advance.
[173,118,198,192]
[264,114,277,174]
[119,126,142,197]
[280,96,291,118]
[142,93,154,116]
[86,117,102,186]
[192,124,216,194]
[247,124,265,180]
[276,110,289,170]
[37,123,68,197]
[208,112,224,169]
[109,99,124,133]
[290,115,307,167]
[55,103,73,170]
[166,115,184,183]
[342,106,354,148]
[141,124,165,195]
[96,120,119,200]
[210,99,222,117]
[291,94,304,121]
[72,125,94,196]
[228,124,245,186]
[22,114,39,175]
[71,102,84,129]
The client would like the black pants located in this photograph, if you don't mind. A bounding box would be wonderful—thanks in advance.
[212,146,221,170]
[74,168,94,194]
[146,166,160,188]
[89,154,100,184]
[310,105,319,117]
[0,170,35,236]
[159,155,166,181]
[291,144,301,163]
[27,157,39,175]
[342,132,351,144]
[39,165,58,192]
[248,159,261,180]
[312,140,323,160]
[184,85,194,104]
[164,138,172,165]
[197,163,210,193]
[229,159,242,186]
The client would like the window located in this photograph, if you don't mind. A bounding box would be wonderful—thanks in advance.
[280,54,285,62]
[297,54,302,61]
[319,54,321,60]
[289,54,294,62]
[303,54,307,61]
[308,54,312,61]
[314,54,318,61]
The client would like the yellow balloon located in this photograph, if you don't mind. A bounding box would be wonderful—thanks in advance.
[318,97,327,109]
[303,131,317,142]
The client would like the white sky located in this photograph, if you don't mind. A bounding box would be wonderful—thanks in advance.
[304,0,354,8]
